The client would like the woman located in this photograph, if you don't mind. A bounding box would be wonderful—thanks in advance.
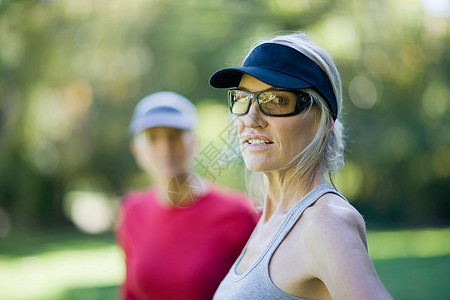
[208,32,392,299]
[116,91,259,299]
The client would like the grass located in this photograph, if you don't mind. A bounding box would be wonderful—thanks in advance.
[0,227,449,300]
[368,228,450,300]
[375,255,450,300]
[0,229,122,300]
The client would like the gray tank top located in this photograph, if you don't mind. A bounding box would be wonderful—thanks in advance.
[213,184,347,300]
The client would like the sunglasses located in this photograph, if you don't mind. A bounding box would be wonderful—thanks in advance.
[228,88,313,117]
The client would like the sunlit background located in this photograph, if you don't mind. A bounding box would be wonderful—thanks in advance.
[0,0,449,299]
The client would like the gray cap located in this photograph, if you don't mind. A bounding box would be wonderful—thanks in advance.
[129,91,197,134]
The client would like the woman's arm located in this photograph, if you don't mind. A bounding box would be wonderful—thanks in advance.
[304,195,393,300]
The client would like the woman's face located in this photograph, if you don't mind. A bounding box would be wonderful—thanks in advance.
[132,127,195,182]
[234,74,320,173]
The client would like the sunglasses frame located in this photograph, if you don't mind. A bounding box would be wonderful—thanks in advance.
[228,88,313,117]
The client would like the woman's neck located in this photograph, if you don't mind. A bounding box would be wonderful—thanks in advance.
[260,167,326,222]
[154,174,205,208]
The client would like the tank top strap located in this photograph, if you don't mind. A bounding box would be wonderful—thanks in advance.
[264,183,347,258]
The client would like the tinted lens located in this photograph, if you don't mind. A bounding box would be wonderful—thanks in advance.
[257,91,297,115]
[229,90,251,115]
[228,89,311,116]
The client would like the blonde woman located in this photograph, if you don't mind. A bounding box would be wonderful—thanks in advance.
[209,32,392,300]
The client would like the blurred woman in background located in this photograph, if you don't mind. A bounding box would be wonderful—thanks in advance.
[116,91,259,300]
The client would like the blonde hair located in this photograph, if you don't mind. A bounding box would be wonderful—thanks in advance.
[236,32,346,202]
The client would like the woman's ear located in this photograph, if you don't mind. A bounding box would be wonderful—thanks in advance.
[326,115,335,134]
[130,138,144,169]
[130,138,146,171]
[130,140,138,158]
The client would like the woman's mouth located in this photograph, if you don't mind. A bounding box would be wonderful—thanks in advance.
[244,137,274,150]
[247,138,272,145]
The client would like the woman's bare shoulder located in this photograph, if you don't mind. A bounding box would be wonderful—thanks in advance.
[300,192,367,249]
[295,194,393,299]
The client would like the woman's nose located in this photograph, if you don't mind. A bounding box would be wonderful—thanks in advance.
[243,99,267,128]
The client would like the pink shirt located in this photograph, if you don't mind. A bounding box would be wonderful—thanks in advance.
[116,185,260,300]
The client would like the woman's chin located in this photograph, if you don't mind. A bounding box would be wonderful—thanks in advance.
[243,159,272,173]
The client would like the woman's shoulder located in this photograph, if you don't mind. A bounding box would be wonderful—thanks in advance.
[293,192,392,299]
[206,184,259,209]
[121,188,156,209]
[300,192,367,248]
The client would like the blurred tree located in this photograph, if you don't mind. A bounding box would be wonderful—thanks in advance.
[0,0,448,230]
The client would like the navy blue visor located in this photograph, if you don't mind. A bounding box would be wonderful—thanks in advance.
[209,43,338,120]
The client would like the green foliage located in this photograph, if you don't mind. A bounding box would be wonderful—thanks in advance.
[0,0,449,229]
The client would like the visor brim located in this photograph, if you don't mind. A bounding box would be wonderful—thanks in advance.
[209,67,314,90]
